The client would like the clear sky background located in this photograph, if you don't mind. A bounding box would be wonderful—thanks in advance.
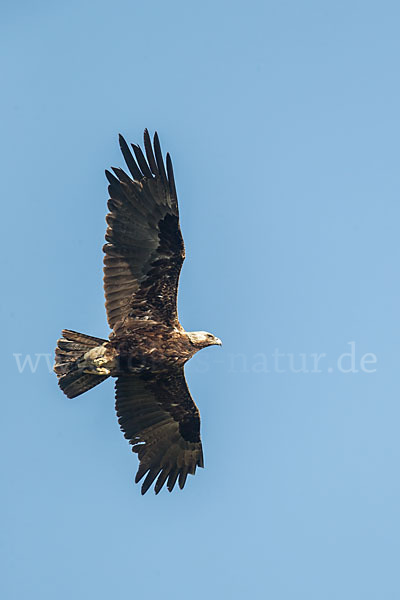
[2,1,400,598]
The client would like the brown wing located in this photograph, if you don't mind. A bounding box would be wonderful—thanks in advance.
[115,370,204,494]
[104,129,184,330]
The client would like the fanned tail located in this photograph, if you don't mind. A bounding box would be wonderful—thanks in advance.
[54,329,109,399]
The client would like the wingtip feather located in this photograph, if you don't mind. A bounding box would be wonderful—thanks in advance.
[153,131,167,183]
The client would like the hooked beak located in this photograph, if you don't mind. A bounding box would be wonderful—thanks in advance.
[214,337,222,346]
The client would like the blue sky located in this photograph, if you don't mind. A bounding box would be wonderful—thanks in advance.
[2,1,400,598]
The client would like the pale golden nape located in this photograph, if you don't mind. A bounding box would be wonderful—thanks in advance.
[186,331,222,348]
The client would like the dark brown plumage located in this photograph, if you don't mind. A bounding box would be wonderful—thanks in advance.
[54,129,221,494]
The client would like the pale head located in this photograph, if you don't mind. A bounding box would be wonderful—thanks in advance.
[186,331,222,349]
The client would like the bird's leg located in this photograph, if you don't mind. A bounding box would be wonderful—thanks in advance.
[82,366,111,375]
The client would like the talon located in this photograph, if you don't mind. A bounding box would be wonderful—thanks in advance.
[96,368,110,375]
[83,367,110,375]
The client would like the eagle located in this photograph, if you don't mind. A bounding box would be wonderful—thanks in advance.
[54,129,221,495]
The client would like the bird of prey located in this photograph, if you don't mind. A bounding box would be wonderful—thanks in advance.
[54,129,221,495]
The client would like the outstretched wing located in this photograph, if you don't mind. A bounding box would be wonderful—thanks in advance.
[104,129,184,330]
[115,371,204,494]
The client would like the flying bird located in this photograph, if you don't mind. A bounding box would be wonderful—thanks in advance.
[54,129,221,494]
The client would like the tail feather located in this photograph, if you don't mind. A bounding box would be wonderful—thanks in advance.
[54,329,109,399]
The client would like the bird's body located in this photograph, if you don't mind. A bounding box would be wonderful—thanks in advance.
[54,129,221,494]
[80,324,214,377]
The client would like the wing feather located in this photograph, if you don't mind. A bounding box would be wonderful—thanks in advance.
[144,128,158,175]
[118,134,143,180]
[153,132,168,185]
[166,153,177,200]
[132,143,153,178]
[115,371,203,495]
